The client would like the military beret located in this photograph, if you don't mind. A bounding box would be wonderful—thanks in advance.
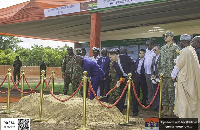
[180,34,191,41]
[165,31,174,37]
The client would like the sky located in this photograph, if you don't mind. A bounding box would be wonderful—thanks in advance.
[0,0,74,49]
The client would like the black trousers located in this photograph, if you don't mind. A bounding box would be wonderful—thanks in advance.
[153,83,160,109]
[13,70,20,83]
[134,75,147,106]
[100,78,110,102]
[116,79,140,113]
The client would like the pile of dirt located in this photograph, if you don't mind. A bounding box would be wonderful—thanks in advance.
[10,93,140,128]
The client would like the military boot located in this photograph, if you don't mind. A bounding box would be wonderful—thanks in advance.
[164,106,174,116]
[161,106,168,116]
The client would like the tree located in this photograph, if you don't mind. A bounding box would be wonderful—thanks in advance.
[16,44,69,67]
[0,35,22,50]
[0,49,16,65]
[0,36,70,67]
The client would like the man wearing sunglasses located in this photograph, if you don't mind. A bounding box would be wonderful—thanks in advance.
[158,31,180,116]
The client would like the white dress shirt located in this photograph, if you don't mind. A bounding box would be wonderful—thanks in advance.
[137,58,144,74]
[144,49,156,74]
[153,54,160,72]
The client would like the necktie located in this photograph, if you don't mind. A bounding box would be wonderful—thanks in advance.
[102,57,105,68]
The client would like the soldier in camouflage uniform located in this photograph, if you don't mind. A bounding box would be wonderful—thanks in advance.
[13,56,22,83]
[158,31,180,116]
[71,48,83,94]
[61,47,75,95]
[109,61,119,102]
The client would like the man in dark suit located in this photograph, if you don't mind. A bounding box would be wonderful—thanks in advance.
[151,45,161,111]
[109,49,138,116]
[134,49,147,107]
[97,48,111,102]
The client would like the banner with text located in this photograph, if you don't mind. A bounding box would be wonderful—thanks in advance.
[98,0,153,9]
[44,4,80,17]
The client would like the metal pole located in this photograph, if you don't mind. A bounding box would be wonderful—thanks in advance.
[76,71,92,130]
[39,70,44,119]
[120,73,135,126]
[0,69,14,114]
[83,71,87,128]
[52,71,55,93]
[32,70,47,122]
[21,70,25,98]
[7,69,11,113]
[159,73,163,118]
[126,73,131,123]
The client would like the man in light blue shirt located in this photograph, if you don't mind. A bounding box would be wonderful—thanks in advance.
[134,49,147,108]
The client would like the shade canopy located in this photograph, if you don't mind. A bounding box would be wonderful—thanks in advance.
[0,0,200,42]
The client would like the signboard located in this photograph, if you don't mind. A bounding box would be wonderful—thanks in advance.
[98,0,153,9]
[81,0,98,11]
[103,46,118,51]
[44,3,81,17]
[140,45,146,50]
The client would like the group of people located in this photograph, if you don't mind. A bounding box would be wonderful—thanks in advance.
[62,31,200,121]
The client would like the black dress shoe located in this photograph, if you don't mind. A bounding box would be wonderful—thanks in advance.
[132,111,138,116]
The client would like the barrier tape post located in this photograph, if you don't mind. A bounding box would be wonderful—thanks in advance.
[120,73,136,126]
[21,70,25,98]
[76,71,92,130]
[32,70,48,122]
[159,73,163,118]
[51,71,55,93]
[0,68,14,114]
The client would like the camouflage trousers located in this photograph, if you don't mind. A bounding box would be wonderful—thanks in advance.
[110,80,120,101]
[161,77,175,106]
[71,77,83,95]
[63,74,71,93]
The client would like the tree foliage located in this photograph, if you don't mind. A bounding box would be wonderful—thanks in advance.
[0,35,21,50]
[0,35,70,67]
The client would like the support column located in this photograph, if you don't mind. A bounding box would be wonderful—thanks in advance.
[90,12,101,57]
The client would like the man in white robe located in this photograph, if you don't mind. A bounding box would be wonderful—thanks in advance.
[171,34,200,122]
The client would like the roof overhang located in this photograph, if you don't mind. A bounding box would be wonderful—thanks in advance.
[0,0,200,42]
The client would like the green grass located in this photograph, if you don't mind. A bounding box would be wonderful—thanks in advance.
[0,83,73,94]
[1,82,142,100]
